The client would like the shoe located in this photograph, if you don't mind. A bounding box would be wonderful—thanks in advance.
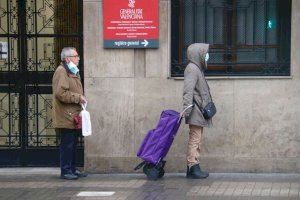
[74,169,88,178]
[60,173,78,180]
[186,164,209,179]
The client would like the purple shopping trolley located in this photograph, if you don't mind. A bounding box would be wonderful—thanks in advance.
[134,106,192,180]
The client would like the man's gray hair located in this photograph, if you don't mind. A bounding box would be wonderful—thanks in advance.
[61,47,77,61]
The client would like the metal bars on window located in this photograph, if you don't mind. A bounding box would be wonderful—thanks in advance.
[171,0,291,77]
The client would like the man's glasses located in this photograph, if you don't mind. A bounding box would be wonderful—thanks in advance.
[68,55,80,59]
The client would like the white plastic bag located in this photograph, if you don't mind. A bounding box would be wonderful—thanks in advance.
[80,103,92,137]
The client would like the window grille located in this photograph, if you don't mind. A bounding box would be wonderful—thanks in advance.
[171,0,291,77]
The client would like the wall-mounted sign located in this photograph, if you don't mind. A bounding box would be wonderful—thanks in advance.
[267,19,276,29]
[103,0,159,48]
[0,42,8,59]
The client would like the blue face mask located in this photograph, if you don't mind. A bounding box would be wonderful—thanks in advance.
[67,61,79,74]
[205,53,209,62]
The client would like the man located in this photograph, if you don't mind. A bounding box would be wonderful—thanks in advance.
[183,43,212,179]
[52,47,87,180]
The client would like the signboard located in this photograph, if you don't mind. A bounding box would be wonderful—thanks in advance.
[103,0,159,48]
[267,19,276,29]
[0,42,7,59]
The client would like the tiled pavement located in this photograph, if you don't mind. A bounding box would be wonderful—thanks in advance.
[1,168,300,199]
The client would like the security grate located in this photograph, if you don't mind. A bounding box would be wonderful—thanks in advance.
[0,0,83,166]
[171,0,291,77]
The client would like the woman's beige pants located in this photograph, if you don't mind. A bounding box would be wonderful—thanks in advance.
[187,124,203,167]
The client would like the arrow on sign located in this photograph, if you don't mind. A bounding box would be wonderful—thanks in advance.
[141,39,149,47]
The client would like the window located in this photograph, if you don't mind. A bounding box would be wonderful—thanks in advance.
[171,0,291,77]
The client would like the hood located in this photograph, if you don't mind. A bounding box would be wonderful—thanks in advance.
[187,43,209,70]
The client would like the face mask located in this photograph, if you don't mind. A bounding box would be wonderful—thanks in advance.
[67,61,79,74]
[205,53,209,62]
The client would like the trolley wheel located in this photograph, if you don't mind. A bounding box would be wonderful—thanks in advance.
[158,168,165,178]
[146,167,160,181]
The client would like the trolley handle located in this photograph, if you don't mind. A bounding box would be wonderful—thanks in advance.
[178,104,194,123]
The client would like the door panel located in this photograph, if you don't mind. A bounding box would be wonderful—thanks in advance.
[27,92,55,147]
[0,0,83,166]
[27,37,57,72]
[0,37,19,72]
[0,91,19,148]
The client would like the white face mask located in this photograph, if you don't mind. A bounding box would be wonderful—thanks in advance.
[205,53,209,62]
[67,61,79,74]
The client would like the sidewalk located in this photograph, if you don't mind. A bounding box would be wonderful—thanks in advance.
[0,168,300,200]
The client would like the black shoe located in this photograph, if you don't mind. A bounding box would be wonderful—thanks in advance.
[186,164,209,179]
[74,169,88,178]
[60,173,78,180]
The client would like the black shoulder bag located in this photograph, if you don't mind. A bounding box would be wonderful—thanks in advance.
[194,100,216,119]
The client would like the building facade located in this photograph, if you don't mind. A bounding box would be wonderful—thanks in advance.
[0,0,299,173]
[84,0,299,173]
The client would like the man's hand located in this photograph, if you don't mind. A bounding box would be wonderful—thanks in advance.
[80,95,87,104]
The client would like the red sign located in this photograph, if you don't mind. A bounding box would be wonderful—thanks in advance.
[103,0,159,48]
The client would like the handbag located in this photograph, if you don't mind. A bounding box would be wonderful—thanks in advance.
[194,100,216,119]
[73,115,82,129]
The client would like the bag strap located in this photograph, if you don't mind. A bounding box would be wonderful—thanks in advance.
[198,69,213,101]
[81,103,87,110]
[193,99,204,113]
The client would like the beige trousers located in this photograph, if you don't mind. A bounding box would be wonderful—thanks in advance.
[187,125,203,167]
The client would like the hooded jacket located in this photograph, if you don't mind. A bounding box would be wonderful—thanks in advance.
[183,43,212,127]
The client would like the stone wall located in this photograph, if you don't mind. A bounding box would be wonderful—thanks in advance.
[83,0,300,173]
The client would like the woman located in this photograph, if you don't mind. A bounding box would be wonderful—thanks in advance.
[183,43,213,179]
